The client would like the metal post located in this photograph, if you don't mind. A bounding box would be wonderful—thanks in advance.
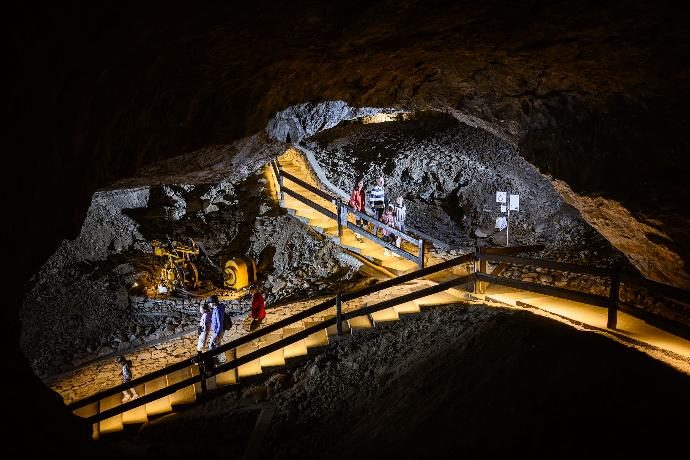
[417,239,425,269]
[506,208,510,247]
[197,352,207,396]
[608,270,620,329]
[278,173,284,200]
[479,251,487,294]
[337,200,343,238]
[473,246,480,294]
[335,292,343,336]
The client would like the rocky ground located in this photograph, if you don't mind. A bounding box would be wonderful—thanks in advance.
[21,146,361,379]
[99,301,690,459]
[306,111,621,266]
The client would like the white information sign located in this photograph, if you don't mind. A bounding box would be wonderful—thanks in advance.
[496,191,507,204]
[500,205,507,213]
[495,216,508,231]
[509,194,520,211]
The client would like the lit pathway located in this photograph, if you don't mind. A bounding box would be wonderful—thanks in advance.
[475,284,690,372]
[50,279,465,404]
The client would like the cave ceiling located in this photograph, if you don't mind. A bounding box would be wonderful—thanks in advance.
[9,0,690,287]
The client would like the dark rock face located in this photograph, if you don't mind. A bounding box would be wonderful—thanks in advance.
[7,0,690,455]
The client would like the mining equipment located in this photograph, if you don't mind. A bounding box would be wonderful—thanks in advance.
[152,237,201,294]
[224,256,257,290]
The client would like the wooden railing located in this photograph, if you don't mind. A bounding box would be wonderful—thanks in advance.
[67,253,475,422]
[276,163,425,268]
[67,243,690,425]
[475,248,690,337]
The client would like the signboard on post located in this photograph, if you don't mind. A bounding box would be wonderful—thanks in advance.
[495,216,507,231]
[496,191,520,246]
[509,194,520,211]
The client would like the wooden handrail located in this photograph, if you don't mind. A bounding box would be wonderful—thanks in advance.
[282,186,338,220]
[345,205,420,246]
[481,244,545,255]
[477,252,612,277]
[619,273,690,304]
[476,272,612,308]
[341,275,474,320]
[83,270,475,423]
[280,170,336,203]
[68,254,473,411]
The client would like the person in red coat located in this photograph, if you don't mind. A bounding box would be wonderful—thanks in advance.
[250,285,266,330]
[249,285,267,346]
[348,177,366,241]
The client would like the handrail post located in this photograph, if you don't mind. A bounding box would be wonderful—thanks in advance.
[417,238,424,269]
[336,292,343,336]
[478,248,487,294]
[473,246,480,294]
[197,352,208,396]
[608,269,620,329]
[337,200,344,238]
[278,169,284,201]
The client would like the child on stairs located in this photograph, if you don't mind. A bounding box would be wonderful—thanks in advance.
[116,355,139,403]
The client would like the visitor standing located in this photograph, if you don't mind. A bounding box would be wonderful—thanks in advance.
[369,176,386,236]
[381,205,397,256]
[116,355,139,403]
[348,177,366,241]
[393,195,407,248]
[249,285,267,346]
[208,295,227,363]
[196,304,212,352]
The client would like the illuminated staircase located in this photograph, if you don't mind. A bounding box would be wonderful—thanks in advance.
[72,281,466,438]
[275,155,420,275]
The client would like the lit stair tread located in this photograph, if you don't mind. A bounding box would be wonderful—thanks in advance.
[283,326,309,358]
[236,343,263,378]
[259,333,286,368]
[98,393,123,434]
[191,364,217,394]
[73,401,100,440]
[144,376,172,416]
[323,314,351,336]
[370,305,400,323]
[121,384,148,424]
[414,291,462,307]
[393,301,421,315]
[167,367,196,406]
[485,289,545,306]
[215,349,238,386]
[303,320,329,348]
[348,315,373,330]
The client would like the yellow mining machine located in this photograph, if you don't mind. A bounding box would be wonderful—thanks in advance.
[223,256,257,290]
[152,237,201,293]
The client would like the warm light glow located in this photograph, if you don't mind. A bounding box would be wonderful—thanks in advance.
[361,112,412,124]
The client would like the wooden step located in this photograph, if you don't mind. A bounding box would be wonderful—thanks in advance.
[236,343,263,378]
[73,401,100,440]
[323,314,351,336]
[144,376,172,416]
[393,300,421,316]
[282,326,309,359]
[348,315,373,331]
[191,363,217,394]
[121,384,148,425]
[370,305,400,324]
[259,333,286,369]
[414,291,463,309]
[167,367,196,406]
[303,320,329,349]
[215,349,238,386]
[98,393,123,435]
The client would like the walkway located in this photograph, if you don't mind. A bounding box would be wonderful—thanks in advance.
[475,284,690,369]
[274,150,421,275]
[54,279,466,407]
